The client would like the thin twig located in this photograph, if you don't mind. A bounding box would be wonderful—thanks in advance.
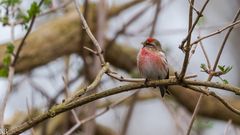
[0,67,14,129]
[121,92,139,135]
[12,0,45,66]
[83,46,97,55]
[26,98,36,135]
[191,20,240,46]
[74,2,107,134]
[40,0,74,16]
[189,43,198,60]
[149,0,161,37]
[49,73,81,107]
[187,0,201,15]
[179,0,195,80]
[79,0,91,82]
[74,0,105,65]
[106,3,152,49]
[209,92,240,115]
[108,0,145,18]
[4,0,74,26]
[0,0,44,127]
[0,6,17,128]
[185,85,240,115]
[63,57,82,133]
[0,24,15,128]
[66,63,110,103]
[64,91,139,135]
[28,79,52,102]
[186,7,240,135]
[199,37,211,69]
[186,94,203,135]
[224,119,232,135]
[179,0,209,50]
[107,72,145,82]
[184,74,197,79]
[212,8,240,71]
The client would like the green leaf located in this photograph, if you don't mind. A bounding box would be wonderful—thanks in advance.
[16,10,30,23]
[44,0,52,6]
[217,65,225,72]
[27,2,40,19]
[0,0,21,6]
[3,54,11,66]
[197,16,205,26]
[194,118,213,130]
[0,16,9,25]
[218,65,233,74]
[6,43,15,54]
[0,68,8,77]
[219,77,229,84]
[224,66,232,74]
[222,79,229,84]
[200,63,206,69]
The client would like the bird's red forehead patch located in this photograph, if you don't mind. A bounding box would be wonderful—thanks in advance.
[147,37,154,43]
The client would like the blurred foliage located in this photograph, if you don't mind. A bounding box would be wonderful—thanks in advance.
[0,0,21,6]
[193,118,213,133]
[197,16,205,26]
[0,43,14,77]
[218,65,232,74]
[0,0,41,28]
[218,65,232,84]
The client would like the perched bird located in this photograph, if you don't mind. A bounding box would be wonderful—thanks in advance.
[137,37,169,97]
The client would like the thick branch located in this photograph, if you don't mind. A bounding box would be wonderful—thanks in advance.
[7,78,240,134]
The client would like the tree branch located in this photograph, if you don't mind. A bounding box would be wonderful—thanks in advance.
[7,78,240,134]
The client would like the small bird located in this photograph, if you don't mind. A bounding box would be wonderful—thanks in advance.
[137,37,169,97]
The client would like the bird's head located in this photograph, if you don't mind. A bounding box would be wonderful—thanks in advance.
[141,37,162,50]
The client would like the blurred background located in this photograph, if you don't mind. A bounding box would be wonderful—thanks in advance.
[0,0,240,135]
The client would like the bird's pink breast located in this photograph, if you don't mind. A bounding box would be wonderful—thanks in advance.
[137,48,167,79]
[139,48,163,64]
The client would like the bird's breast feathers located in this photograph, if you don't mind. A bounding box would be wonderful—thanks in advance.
[137,48,168,79]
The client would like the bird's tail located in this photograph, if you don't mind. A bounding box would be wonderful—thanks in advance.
[159,86,170,97]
